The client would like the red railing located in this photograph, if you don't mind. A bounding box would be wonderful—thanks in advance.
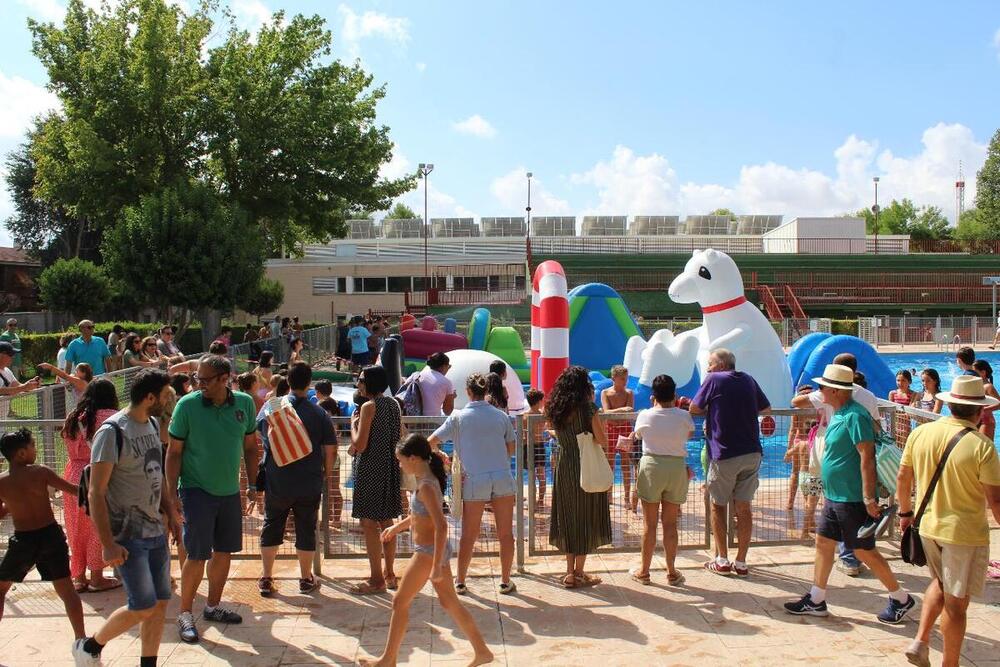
[758,285,783,320]
[404,288,524,310]
[783,284,807,319]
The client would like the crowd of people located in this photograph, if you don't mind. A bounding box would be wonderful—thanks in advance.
[0,313,999,667]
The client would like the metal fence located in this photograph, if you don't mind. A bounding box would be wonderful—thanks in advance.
[0,365,149,423]
[858,316,998,349]
[227,324,342,375]
[0,399,956,565]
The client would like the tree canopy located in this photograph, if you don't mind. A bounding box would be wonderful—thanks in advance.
[6,0,412,317]
[974,129,1000,238]
[387,202,418,219]
[37,258,111,320]
[855,198,952,240]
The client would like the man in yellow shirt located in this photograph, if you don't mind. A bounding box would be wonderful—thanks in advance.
[897,375,1000,667]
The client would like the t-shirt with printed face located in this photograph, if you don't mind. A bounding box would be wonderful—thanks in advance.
[91,410,164,542]
[820,400,875,503]
[348,326,370,354]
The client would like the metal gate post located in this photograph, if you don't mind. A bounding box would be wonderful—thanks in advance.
[516,418,526,572]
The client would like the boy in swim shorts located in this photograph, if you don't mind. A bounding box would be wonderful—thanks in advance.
[0,428,88,652]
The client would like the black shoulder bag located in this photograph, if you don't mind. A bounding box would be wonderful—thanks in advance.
[900,427,972,566]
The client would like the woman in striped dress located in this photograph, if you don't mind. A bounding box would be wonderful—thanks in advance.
[547,366,612,588]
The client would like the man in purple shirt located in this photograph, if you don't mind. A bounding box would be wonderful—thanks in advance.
[690,348,771,577]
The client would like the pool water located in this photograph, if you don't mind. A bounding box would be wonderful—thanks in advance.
[878,351,1000,397]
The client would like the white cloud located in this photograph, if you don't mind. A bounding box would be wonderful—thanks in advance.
[568,124,984,223]
[0,71,59,139]
[491,167,571,216]
[232,0,272,35]
[378,150,412,181]
[415,62,427,73]
[16,0,64,22]
[453,114,497,139]
[337,5,409,60]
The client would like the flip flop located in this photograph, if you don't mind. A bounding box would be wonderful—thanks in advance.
[629,568,651,585]
[349,581,388,596]
[667,572,686,586]
[87,579,123,592]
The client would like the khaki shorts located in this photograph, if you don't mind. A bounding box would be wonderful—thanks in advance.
[921,537,990,599]
[707,452,761,506]
[636,454,689,505]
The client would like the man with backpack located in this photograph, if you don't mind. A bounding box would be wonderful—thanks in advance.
[74,370,179,666]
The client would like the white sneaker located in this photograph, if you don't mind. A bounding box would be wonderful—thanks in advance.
[72,638,102,666]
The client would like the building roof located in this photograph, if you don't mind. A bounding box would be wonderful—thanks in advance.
[0,247,40,267]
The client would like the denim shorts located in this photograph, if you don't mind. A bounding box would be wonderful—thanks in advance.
[115,534,171,611]
[179,487,243,560]
[462,470,516,502]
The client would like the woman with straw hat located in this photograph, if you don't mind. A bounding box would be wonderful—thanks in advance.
[785,364,916,624]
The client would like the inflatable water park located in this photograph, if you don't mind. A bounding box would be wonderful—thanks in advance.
[364,248,896,410]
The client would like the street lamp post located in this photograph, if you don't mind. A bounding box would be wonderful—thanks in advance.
[526,172,533,269]
[418,163,434,296]
[872,176,880,255]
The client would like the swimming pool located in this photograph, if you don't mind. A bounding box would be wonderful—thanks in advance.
[878,350,1000,395]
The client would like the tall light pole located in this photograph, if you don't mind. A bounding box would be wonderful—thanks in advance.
[418,163,434,293]
[526,172,533,269]
[872,176,880,255]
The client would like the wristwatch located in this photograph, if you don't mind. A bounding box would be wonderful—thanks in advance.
[248,485,258,492]
[863,496,877,505]
[898,510,914,518]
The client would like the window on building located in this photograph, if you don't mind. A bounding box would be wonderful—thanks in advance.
[387,276,411,293]
[359,277,387,293]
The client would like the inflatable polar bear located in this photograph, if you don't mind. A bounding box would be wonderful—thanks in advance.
[626,249,793,407]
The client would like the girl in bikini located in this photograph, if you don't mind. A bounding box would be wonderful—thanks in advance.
[360,434,492,667]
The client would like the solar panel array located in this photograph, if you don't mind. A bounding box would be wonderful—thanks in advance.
[381,218,424,239]
[348,219,378,239]
[683,215,734,235]
[736,214,783,235]
[481,217,527,237]
[531,216,577,236]
[581,216,627,236]
[431,217,480,238]
[628,215,680,236]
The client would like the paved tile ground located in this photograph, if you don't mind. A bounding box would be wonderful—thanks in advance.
[1,536,998,666]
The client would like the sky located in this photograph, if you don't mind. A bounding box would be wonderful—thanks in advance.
[2,0,1000,245]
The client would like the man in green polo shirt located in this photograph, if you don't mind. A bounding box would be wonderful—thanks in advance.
[165,355,258,644]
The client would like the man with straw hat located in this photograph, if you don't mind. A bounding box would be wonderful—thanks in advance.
[897,375,1000,667]
[785,364,915,623]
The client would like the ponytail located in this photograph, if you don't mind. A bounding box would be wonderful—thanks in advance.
[397,433,448,494]
[427,450,448,494]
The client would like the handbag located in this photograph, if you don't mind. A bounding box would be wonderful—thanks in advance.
[579,430,613,493]
[264,396,313,467]
[875,432,904,497]
[900,427,972,566]
[451,414,463,520]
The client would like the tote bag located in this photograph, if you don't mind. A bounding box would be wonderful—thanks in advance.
[875,433,904,497]
[451,415,463,519]
[579,431,613,493]
[265,397,313,467]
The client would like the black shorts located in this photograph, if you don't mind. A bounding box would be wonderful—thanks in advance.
[817,500,877,551]
[352,352,370,367]
[0,523,71,582]
[260,493,321,551]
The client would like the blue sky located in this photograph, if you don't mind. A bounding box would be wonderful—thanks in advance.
[2,0,1000,244]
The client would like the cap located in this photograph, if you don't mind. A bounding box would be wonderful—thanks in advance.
[0,342,15,356]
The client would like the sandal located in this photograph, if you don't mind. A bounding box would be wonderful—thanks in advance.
[667,572,686,586]
[573,572,602,587]
[629,568,651,585]
[87,578,122,592]
[349,581,388,596]
[258,576,275,597]
[561,574,578,589]
[384,574,399,591]
[74,581,90,594]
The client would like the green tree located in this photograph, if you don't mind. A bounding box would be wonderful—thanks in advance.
[975,128,1000,235]
[19,0,411,260]
[908,205,952,241]
[955,208,1000,241]
[203,11,414,251]
[709,208,736,219]
[3,138,97,262]
[102,181,265,333]
[238,277,285,317]
[857,198,918,235]
[37,258,111,319]
[387,202,418,219]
